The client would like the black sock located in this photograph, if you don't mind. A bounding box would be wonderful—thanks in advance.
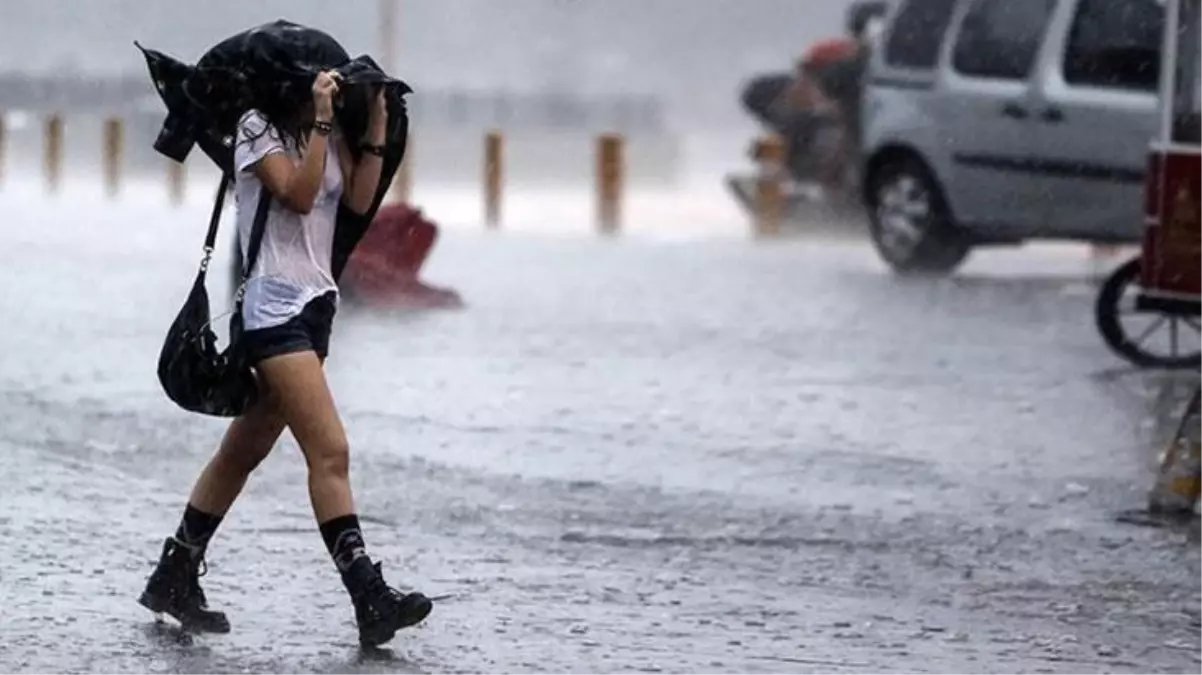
[319,514,369,574]
[174,504,224,558]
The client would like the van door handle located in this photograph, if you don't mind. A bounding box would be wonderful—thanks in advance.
[1001,102,1029,119]
[1040,107,1065,123]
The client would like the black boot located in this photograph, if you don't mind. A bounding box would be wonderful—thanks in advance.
[137,537,231,633]
[343,557,432,647]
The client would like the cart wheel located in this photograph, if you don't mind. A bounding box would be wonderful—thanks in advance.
[1095,256,1202,368]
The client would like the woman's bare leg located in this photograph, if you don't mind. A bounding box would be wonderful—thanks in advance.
[187,396,288,516]
[167,396,287,556]
[253,349,431,645]
[253,351,354,522]
[139,395,286,633]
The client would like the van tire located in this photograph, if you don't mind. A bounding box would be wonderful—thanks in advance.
[867,157,970,275]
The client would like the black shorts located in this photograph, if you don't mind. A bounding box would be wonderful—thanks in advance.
[241,292,338,365]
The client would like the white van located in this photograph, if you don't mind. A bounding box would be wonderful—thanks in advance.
[861,0,1166,273]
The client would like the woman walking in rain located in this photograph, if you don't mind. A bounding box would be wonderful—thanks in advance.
[138,69,432,647]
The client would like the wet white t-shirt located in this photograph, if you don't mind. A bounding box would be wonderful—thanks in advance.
[233,110,343,331]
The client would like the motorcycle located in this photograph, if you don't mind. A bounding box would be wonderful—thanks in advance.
[725,1,888,234]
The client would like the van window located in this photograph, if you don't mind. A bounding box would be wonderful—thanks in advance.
[952,0,1057,80]
[1063,0,1164,92]
[1174,0,1201,143]
[883,0,959,69]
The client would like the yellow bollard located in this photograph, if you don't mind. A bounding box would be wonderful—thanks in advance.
[484,130,504,228]
[753,134,785,237]
[45,114,63,194]
[0,111,6,188]
[1148,387,1202,515]
[103,117,123,199]
[391,134,413,203]
[167,159,186,207]
[596,133,624,234]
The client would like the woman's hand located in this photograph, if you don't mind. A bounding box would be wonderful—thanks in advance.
[251,70,340,215]
[312,71,341,121]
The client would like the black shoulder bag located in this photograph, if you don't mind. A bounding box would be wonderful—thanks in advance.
[157,175,271,418]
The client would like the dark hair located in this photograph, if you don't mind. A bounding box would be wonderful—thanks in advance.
[235,85,314,153]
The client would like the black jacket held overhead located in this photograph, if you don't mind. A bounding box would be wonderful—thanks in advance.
[135,19,413,281]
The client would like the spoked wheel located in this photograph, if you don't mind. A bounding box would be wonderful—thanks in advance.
[1095,257,1202,368]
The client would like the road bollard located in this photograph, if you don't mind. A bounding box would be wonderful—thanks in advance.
[103,117,123,199]
[1148,386,1202,515]
[753,134,785,237]
[484,130,503,228]
[391,134,413,203]
[167,159,186,206]
[596,133,624,234]
[45,114,63,194]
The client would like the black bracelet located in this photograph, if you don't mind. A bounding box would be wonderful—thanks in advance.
[360,143,385,157]
[312,120,333,136]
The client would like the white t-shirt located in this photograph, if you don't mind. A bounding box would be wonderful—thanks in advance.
[233,109,343,331]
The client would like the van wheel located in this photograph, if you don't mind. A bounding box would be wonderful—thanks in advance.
[868,158,970,275]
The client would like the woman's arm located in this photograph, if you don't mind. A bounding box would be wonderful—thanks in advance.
[255,131,328,215]
[340,88,388,215]
[250,71,341,215]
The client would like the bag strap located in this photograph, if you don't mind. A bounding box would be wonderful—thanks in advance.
[235,186,272,306]
[198,172,232,275]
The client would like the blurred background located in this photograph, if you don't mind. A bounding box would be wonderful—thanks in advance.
[0,0,851,126]
[0,0,858,222]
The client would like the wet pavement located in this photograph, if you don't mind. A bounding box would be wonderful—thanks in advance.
[0,185,1199,673]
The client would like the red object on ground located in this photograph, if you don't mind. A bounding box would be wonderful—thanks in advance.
[801,37,859,69]
[342,202,464,309]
